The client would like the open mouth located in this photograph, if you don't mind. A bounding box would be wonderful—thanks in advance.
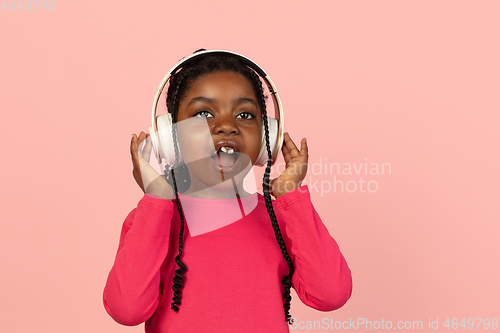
[210,146,239,168]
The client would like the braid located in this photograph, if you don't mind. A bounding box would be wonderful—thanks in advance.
[164,49,295,324]
[169,72,188,312]
[255,71,295,324]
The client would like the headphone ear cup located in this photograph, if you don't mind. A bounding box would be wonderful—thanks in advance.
[149,113,179,165]
[256,117,279,167]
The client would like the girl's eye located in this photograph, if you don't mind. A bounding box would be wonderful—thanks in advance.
[236,112,255,120]
[193,110,214,118]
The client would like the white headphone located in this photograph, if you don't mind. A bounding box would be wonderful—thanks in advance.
[149,49,284,167]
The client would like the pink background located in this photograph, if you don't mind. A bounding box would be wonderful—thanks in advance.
[1,1,499,332]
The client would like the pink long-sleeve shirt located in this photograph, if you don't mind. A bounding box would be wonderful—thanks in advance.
[103,185,352,332]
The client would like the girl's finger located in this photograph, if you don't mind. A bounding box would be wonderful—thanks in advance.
[136,131,148,156]
[300,138,308,159]
[131,134,139,166]
[131,133,145,161]
[130,133,137,156]
[144,135,151,149]
[144,133,151,147]
[281,139,290,160]
[138,138,147,158]
[284,132,300,159]
[143,135,152,163]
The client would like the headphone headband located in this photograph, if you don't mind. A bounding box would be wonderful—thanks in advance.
[151,49,284,166]
[169,50,268,77]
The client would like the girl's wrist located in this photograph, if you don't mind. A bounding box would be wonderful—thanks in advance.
[273,181,303,199]
[146,188,174,200]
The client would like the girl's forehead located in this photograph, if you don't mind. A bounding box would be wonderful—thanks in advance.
[179,71,260,109]
[187,71,255,93]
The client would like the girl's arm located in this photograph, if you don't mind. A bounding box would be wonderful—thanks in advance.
[274,185,353,311]
[102,195,174,326]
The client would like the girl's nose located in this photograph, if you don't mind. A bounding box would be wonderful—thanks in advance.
[212,113,239,135]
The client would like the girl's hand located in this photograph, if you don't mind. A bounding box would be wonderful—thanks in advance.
[131,131,174,200]
[269,132,308,199]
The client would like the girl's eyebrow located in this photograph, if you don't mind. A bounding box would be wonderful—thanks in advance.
[187,96,258,107]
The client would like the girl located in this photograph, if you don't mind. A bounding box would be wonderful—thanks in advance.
[103,49,352,332]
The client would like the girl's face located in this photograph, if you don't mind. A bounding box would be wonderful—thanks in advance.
[175,70,263,194]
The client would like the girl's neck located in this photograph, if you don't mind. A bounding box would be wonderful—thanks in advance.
[182,177,253,199]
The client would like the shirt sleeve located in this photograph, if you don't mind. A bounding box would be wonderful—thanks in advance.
[274,185,353,311]
[102,194,175,326]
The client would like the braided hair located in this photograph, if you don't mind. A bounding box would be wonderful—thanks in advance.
[164,49,295,324]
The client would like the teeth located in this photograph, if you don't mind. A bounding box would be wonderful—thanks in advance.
[220,146,235,154]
